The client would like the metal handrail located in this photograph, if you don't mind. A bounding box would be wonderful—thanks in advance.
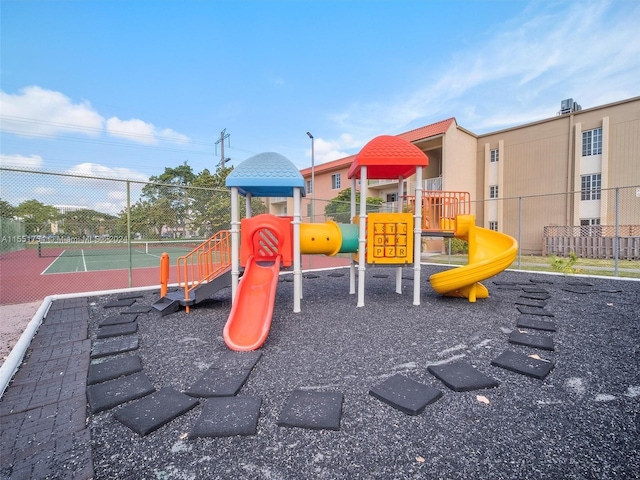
[176,230,232,301]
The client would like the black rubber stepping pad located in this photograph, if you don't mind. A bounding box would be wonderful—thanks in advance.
[493,281,527,286]
[491,350,555,380]
[189,396,261,438]
[517,306,554,317]
[91,336,139,358]
[87,372,155,413]
[427,361,499,392]
[520,293,551,301]
[215,351,262,371]
[522,287,548,294]
[508,331,554,351]
[87,355,143,385]
[118,293,144,300]
[328,272,345,277]
[114,387,199,436]
[369,374,442,415]
[598,288,622,293]
[184,368,252,397]
[561,287,591,294]
[122,305,152,314]
[304,274,320,279]
[515,298,547,308]
[497,285,524,290]
[516,316,556,332]
[96,321,138,339]
[104,299,136,308]
[278,390,343,431]
[99,314,137,326]
[530,278,553,284]
[282,277,294,282]
[373,274,389,278]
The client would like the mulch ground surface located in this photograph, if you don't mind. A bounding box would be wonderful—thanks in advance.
[2,265,639,479]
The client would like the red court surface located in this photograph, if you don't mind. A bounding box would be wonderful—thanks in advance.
[0,250,351,305]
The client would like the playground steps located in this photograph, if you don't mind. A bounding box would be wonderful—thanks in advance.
[151,268,232,316]
[152,230,233,316]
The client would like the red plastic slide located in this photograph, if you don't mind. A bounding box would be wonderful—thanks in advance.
[223,255,281,351]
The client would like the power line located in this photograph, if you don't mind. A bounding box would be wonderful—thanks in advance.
[1,117,260,159]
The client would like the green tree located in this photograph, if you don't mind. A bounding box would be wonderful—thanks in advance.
[118,162,268,240]
[189,165,266,236]
[58,209,118,237]
[0,199,16,218]
[120,198,178,239]
[14,200,58,235]
[142,162,196,237]
[324,188,384,223]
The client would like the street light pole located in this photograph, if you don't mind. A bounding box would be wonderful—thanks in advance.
[306,132,315,222]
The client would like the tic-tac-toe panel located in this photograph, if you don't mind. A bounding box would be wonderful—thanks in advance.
[367,213,414,264]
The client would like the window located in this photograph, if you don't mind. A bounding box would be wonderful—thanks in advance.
[489,185,499,199]
[489,221,498,231]
[306,180,313,194]
[580,218,601,236]
[490,149,499,163]
[581,174,601,200]
[580,218,600,226]
[386,193,397,202]
[331,173,341,189]
[582,128,602,156]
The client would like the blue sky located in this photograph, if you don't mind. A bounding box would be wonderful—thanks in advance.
[1,0,639,213]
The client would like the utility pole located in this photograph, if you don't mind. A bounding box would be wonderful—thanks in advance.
[215,129,231,169]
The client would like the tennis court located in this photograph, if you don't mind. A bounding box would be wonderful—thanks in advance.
[37,239,203,274]
[1,239,350,305]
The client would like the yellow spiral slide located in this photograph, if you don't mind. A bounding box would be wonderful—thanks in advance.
[430,215,518,302]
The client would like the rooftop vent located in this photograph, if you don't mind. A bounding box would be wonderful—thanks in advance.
[559,98,582,115]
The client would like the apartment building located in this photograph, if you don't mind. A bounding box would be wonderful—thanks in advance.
[272,96,640,255]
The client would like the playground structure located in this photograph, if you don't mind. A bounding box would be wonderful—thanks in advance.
[153,136,518,351]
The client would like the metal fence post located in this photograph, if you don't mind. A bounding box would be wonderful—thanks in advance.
[518,196,522,269]
[127,180,132,288]
[614,187,619,277]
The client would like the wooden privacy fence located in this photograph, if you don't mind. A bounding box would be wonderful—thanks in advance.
[543,225,640,260]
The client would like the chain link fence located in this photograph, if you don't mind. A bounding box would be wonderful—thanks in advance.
[0,167,265,305]
[1,167,638,304]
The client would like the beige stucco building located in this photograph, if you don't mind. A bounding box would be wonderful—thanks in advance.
[270,96,640,256]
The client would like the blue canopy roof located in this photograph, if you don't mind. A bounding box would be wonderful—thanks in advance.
[225,152,306,197]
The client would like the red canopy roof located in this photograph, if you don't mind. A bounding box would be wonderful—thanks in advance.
[347,135,429,180]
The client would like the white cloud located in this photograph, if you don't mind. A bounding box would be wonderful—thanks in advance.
[329,0,640,139]
[312,137,352,164]
[1,86,190,145]
[0,153,44,169]
[58,163,149,214]
[33,186,56,196]
[0,86,104,137]
[158,128,190,144]
[107,190,127,201]
[106,117,190,144]
[106,117,157,144]
[92,201,127,216]
[65,162,149,182]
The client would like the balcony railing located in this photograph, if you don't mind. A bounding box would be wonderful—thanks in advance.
[424,176,442,191]
[367,176,443,191]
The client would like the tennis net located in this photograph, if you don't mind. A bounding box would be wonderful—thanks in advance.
[37,238,205,258]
